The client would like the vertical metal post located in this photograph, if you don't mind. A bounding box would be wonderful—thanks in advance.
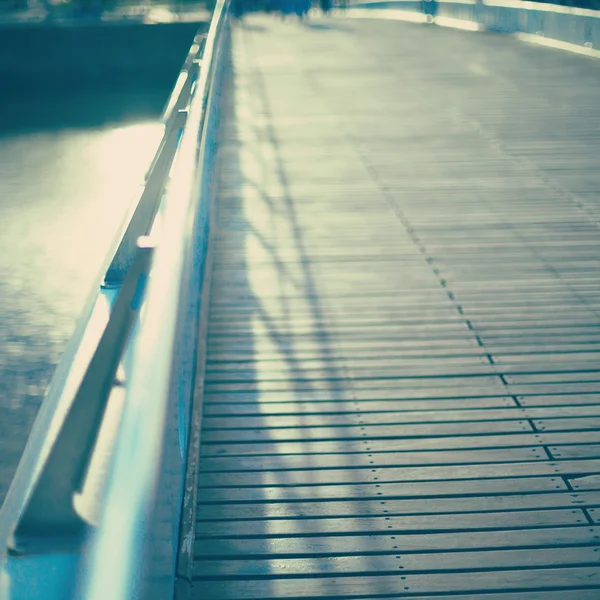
[9,239,155,556]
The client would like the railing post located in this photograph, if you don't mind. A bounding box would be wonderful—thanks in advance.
[8,239,155,556]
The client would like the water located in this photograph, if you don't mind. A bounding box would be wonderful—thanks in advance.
[0,91,165,505]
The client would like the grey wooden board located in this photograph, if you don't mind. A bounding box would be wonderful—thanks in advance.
[193,567,600,598]
[202,406,600,430]
[200,420,533,443]
[505,373,600,384]
[552,445,600,459]
[571,476,600,491]
[203,387,514,403]
[207,345,600,362]
[197,460,600,489]
[493,354,600,366]
[204,382,600,398]
[204,377,510,394]
[207,322,478,338]
[206,352,600,370]
[203,396,517,416]
[207,318,600,335]
[207,312,600,327]
[199,431,600,457]
[206,343,600,359]
[206,332,600,347]
[204,364,506,383]
[194,526,600,558]
[204,358,600,378]
[195,590,600,600]
[194,546,600,578]
[198,447,546,472]
[195,509,587,539]
[518,394,600,407]
[536,418,600,431]
[206,312,600,331]
[507,383,600,395]
[203,389,600,405]
[196,491,600,520]
[196,477,567,504]
[207,288,598,300]
[196,593,600,600]
[203,363,600,384]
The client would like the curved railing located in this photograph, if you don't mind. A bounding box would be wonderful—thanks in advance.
[0,1,230,598]
[350,0,600,54]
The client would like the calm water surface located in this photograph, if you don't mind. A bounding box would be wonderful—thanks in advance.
[0,95,164,504]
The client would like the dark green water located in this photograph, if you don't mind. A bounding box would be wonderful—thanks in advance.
[0,88,166,504]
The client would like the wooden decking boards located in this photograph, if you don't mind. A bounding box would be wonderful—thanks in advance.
[191,15,600,599]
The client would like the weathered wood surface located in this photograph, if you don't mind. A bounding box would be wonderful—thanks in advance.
[192,13,600,600]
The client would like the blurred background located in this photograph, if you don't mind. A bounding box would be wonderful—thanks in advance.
[0,0,213,22]
[5,0,598,22]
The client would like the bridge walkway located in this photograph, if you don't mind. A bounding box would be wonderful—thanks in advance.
[192,15,600,599]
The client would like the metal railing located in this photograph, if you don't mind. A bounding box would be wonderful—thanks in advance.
[350,0,600,53]
[0,1,229,597]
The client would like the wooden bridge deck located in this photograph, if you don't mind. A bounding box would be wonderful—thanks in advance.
[192,15,600,599]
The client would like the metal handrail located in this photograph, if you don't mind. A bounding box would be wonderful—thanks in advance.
[105,34,207,284]
[9,239,155,555]
[80,1,230,599]
[351,0,600,51]
[353,0,600,13]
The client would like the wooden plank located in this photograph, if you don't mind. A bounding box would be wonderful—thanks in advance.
[198,447,546,472]
[505,373,600,384]
[206,306,597,326]
[588,508,600,523]
[207,315,471,334]
[480,334,600,344]
[198,431,600,457]
[202,405,600,430]
[196,492,600,521]
[193,545,600,578]
[205,356,600,376]
[552,445,600,460]
[493,353,600,366]
[207,298,599,314]
[206,358,498,379]
[518,394,600,407]
[208,320,600,336]
[570,476,600,491]
[205,355,492,372]
[206,343,600,362]
[535,418,600,432]
[207,322,476,338]
[193,525,600,558]
[204,376,509,394]
[201,420,532,443]
[207,364,600,385]
[203,386,512,404]
[212,593,599,600]
[507,383,600,396]
[195,509,586,539]
[208,316,600,335]
[202,396,516,416]
[195,477,567,504]
[204,363,503,384]
[193,567,600,598]
[197,460,600,489]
